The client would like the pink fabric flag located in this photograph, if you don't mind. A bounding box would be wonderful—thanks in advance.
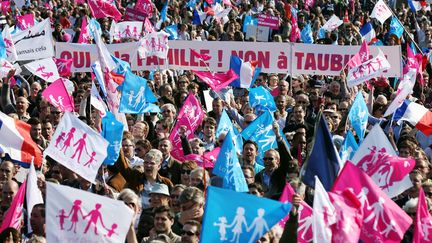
[192,69,238,91]
[305,0,315,9]
[223,0,232,6]
[416,53,424,86]
[290,16,300,42]
[53,58,73,77]
[0,1,10,15]
[332,162,412,243]
[169,93,205,161]
[16,14,35,30]
[414,188,432,242]
[278,183,313,243]
[135,0,153,17]
[190,48,211,61]
[78,17,91,44]
[329,190,363,242]
[42,78,75,112]
[183,147,220,168]
[143,18,155,33]
[404,44,419,75]
[0,179,26,232]
[352,124,414,198]
[75,0,86,4]
[347,40,370,68]
[88,0,122,21]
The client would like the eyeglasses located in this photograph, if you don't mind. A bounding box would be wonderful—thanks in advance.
[181,169,191,175]
[51,111,62,115]
[263,157,275,161]
[181,230,197,236]
[122,144,134,147]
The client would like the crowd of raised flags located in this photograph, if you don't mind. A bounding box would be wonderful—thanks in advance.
[1,0,432,242]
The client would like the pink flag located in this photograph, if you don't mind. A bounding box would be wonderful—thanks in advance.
[278,183,313,243]
[78,17,90,44]
[0,1,10,14]
[328,190,363,242]
[16,14,35,30]
[305,0,315,9]
[290,16,300,42]
[403,44,419,77]
[0,180,26,232]
[192,69,238,91]
[143,18,155,33]
[333,162,412,243]
[135,0,153,17]
[54,58,73,77]
[169,93,205,161]
[183,147,220,168]
[191,49,211,61]
[75,0,86,4]
[347,40,370,68]
[88,0,122,21]
[416,53,424,86]
[42,78,75,112]
[414,188,432,242]
[223,0,232,6]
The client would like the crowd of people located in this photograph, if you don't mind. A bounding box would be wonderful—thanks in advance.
[0,0,432,242]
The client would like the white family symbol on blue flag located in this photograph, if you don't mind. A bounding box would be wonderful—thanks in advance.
[119,70,158,114]
[201,186,292,243]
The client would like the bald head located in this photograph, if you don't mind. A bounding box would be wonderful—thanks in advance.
[2,180,19,207]
[0,161,16,182]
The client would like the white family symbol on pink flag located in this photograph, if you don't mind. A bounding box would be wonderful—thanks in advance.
[46,182,133,243]
[169,93,205,161]
[351,124,414,198]
[333,162,412,243]
[41,78,75,112]
[24,58,60,83]
[44,112,108,183]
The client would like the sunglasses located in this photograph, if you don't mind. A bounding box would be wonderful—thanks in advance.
[181,169,191,175]
[263,157,275,161]
[181,230,197,236]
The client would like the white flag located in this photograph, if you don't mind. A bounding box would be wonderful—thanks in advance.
[347,49,391,88]
[2,25,18,62]
[322,15,343,32]
[11,18,55,61]
[312,176,336,243]
[383,69,416,117]
[351,124,413,198]
[26,161,44,233]
[370,0,392,24]
[24,58,61,83]
[139,31,170,59]
[43,112,109,183]
[110,21,143,41]
[46,182,134,243]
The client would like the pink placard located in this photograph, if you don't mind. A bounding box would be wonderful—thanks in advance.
[258,14,280,30]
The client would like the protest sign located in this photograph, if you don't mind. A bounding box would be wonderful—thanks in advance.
[257,14,280,30]
[56,41,402,77]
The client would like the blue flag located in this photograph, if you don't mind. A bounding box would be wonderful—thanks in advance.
[119,71,158,114]
[0,34,7,59]
[201,186,292,243]
[111,55,131,76]
[301,23,313,44]
[317,27,326,39]
[165,24,179,40]
[160,0,168,22]
[186,0,196,9]
[249,86,276,113]
[348,92,368,142]
[389,16,404,38]
[213,131,249,192]
[241,111,277,165]
[301,114,340,191]
[101,112,124,165]
[243,15,258,33]
[216,110,243,155]
[89,18,102,39]
[339,130,358,163]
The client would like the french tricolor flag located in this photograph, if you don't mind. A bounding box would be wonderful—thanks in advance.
[360,22,377,45]
[0,111,42,168]
[395,100,432,136]
[229,55,261,88]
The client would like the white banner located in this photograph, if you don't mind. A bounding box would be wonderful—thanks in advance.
[46,182,134,243]
[12,19,55,61]
[56,41,402,77]
[43,112,108,183]
[24,58,60,83]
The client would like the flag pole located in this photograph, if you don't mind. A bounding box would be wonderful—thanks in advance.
[380,0,424,55]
